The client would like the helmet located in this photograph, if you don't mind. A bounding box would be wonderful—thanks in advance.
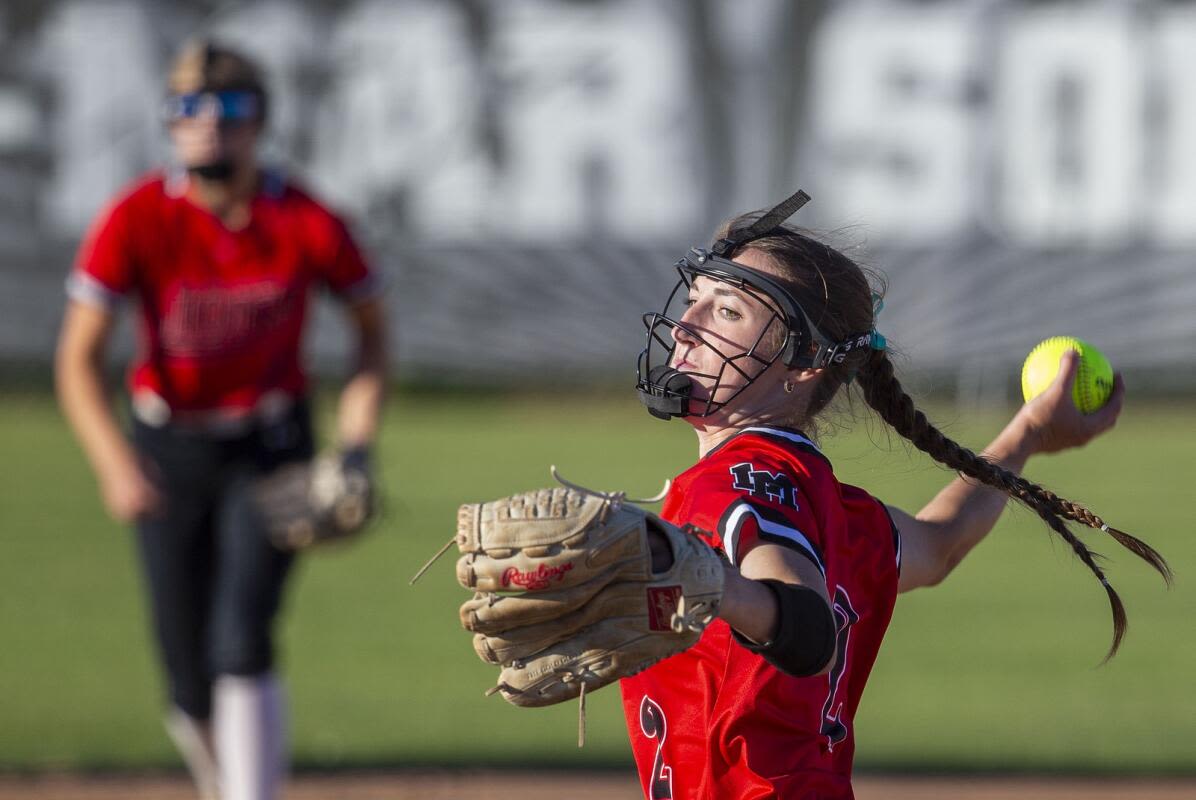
[636,190,874,420]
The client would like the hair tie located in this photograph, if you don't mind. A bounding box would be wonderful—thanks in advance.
[869,293,886,351]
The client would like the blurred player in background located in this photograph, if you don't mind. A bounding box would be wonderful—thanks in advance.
[625,193,1169,798]
[54,39,387,800]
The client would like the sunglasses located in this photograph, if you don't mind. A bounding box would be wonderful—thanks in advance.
[163,91,261,124]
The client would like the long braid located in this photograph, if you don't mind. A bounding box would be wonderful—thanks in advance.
[715,218,1169,658]
[1005,475,1172,584]
[856,349,1170,659]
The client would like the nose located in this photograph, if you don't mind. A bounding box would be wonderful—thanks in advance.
[671,318,700,347]
[175,111,221,137]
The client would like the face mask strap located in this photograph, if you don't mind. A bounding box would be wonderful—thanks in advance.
[710,189,812,258]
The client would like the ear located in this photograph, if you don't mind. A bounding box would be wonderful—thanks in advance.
[784,366,823,386]
[775,364,822,396]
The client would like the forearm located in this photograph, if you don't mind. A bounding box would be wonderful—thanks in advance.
[716,552,836,676]
[55,348,137,476]
[651,527,783,645]
[335,298,387,449]
[336,366,385,448]
[717,565,779,644]
[914,417,1038,571]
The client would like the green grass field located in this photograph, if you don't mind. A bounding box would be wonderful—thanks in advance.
[1,388,1192,773]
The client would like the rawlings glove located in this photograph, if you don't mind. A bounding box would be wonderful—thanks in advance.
[454,474,724,709]
[252,446,375,551]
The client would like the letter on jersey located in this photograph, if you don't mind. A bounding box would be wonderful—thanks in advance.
[729,462,799,509]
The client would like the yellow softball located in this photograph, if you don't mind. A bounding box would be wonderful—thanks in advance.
[1021,336,1114,413]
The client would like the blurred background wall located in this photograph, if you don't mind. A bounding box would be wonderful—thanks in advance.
[1,0,1194,399]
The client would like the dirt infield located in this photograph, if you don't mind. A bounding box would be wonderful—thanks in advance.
[2,772,1194,799]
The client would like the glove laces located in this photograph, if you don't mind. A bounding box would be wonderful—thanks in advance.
[410,466,671,584]
[484,663,598,748]
[669,593,718,634]
[549,465,671,518]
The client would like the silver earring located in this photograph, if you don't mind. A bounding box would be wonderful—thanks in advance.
[783,380,795,394]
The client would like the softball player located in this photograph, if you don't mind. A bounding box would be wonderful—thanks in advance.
[623,192,1168,798]
[54,40,386,800]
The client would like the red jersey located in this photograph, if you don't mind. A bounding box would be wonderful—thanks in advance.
[621,426,901,800]
[67,169,378,422]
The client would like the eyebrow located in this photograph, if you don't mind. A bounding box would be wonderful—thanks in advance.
[690,278,746,300]
[692,279,781,315]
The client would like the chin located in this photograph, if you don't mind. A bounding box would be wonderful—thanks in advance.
[186,161,236,181]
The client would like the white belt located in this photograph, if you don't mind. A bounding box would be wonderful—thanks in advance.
[133,389,297,438]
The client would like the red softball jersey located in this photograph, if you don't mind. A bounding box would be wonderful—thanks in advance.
[621,425,901,800]
[67,169,378,423]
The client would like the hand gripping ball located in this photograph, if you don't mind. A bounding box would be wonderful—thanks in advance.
[1021,336,1114,414]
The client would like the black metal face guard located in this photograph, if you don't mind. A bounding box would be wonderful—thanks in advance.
[636,189,874,420]
[635,276,787,419]
[636,252,839,420]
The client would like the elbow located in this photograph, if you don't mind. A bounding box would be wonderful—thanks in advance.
[808,641,837,677]
[354,339,388,381]
[54,337,97,386]
[926,547,966,588]
[739,580,837,678]
[352,304,389,372]
[909,531,966,590]
[53,340,82,403]
[808,602,837,677]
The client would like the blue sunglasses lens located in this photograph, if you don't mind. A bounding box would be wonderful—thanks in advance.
[166,91,259,122]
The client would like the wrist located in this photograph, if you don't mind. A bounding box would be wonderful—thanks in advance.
[339,444,371,472]
[95,444,141,482]
[982,416,1039,471]
[717,567,778,644]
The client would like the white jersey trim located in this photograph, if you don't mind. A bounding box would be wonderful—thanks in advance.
[721,500,825,576]
[739,426,821,453]
[66,272,125,309]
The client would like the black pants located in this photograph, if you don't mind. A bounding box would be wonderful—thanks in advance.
[132,401,314,720]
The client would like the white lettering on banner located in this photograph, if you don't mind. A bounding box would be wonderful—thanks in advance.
[996,6,1142,247]
[808,4,978,242]
[208,1,327,161]
[307,0,491,235]
[807,1,1196,248]
[30,0,1196,248]
[42,0,163,232]
[489,0,699,240]
[1149,8,1196,246]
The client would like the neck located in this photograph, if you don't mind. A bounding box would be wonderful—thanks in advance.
[693,425,742,458]
[186,165,258,227]
[690,404,802,458]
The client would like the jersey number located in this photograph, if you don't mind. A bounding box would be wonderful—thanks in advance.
[639,696,673,799]
[819,586,860,751]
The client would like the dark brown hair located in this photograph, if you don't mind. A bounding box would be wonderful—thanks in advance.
[718,213,1172,659]
[168,38,268,120]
